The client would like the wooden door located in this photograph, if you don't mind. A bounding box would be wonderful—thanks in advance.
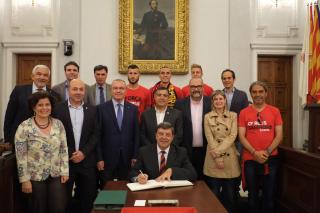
[16,54,51,86]
[258,55,292,147]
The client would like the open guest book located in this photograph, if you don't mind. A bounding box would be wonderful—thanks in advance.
[126,180,193,191]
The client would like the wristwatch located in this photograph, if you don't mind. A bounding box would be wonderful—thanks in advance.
[266,147,272,155]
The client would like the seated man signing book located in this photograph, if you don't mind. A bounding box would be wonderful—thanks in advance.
[130,122,197,184]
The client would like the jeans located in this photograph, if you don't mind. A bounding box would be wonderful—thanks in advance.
[244,156,279,213]
[206,176,238,213]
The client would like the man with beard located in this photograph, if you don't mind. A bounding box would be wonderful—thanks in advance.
[125,64,151,118]
[175,78,211,179]
[150,66,184,108]
[239,81,283,213]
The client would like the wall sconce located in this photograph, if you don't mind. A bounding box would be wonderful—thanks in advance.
[63,40,74,56]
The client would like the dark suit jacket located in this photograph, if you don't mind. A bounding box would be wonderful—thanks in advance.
[53,102,99,168]
[96,100,139,170]
[140,107,183,146]
[4,84,60,144]
[228,88,249,115]
[129,144,197,181]
[52,81,91,104]
[175,96,211,158]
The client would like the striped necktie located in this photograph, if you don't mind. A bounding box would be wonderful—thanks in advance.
[159,151,166,174]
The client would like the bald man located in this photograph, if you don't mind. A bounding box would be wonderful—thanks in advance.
[53,79,98,213]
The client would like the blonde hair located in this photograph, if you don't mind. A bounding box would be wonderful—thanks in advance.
[211,90,228,111]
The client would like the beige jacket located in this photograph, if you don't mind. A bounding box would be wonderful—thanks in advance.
[203,110,240,178]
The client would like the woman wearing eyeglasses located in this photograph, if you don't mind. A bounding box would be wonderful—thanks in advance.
[203,90,240,213]
[14,92,69,213]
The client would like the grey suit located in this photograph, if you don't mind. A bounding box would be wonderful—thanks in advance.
[52,81,91,104]
[129,144,197,181]
[88,83,111,105]
[140,108,183,146]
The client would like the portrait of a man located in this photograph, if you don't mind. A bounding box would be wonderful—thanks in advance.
[133,0,175,60]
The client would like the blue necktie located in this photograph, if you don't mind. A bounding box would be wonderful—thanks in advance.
[99,86,105,104]
[117,103,123,129]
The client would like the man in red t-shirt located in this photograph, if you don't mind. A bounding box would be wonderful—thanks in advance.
[182,64,214,97]
[125,64,151,118]
[239,81,283,213]
[150,66,184,107]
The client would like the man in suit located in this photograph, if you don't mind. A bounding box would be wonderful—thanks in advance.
[88,65,111,105]
[182,64,214,97]
[52,61,90,104]
[175,77,211,180]
[130,122,197,183]
[96,79,139,182]
[140,86,183,146]
[150,66,184,107]
[53,79,98,213]
[3,64,60,144]
[221,69,249,116]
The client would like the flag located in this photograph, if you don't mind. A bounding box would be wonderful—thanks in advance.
[299,4,310,106]
[308,4,320,103]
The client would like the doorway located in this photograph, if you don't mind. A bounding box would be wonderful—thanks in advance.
[257,55,293,147]
[16,53,51,86]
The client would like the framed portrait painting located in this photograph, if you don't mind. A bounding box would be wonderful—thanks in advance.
[119,0,189,74]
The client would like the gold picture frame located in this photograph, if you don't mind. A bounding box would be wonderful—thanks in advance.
[119,0,189,74]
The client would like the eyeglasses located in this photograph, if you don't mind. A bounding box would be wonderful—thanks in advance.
[257,112,262,124]
[189,85,203,90]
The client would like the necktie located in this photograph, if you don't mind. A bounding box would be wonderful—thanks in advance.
[99,86,105,104]
[159,151,166,174]
[117,103,123,129]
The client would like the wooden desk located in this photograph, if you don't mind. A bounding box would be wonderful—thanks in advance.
[94,181,227,213]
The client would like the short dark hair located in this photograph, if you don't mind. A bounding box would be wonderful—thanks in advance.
[156,122,175,134]
[154,86,169,97]
[221,69,236,79]
[64,61,79,72]
[128,64,139,70]
[249,81,268,92]
[94,65,108,73]
[28,92,56,112]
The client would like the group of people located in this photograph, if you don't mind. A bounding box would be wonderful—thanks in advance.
[3,61,283,213]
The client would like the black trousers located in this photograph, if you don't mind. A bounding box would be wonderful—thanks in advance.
[29,176,67,213]
[191,147,206,180]
[67,165,97,213]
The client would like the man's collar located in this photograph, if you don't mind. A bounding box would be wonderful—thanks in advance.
[68,99,84,109]
[223,87,235,93]
[157,144,170,154]
[155,106,167,113]
[112,98,124,106]
[190,96,203,104]
[32,82,46,91]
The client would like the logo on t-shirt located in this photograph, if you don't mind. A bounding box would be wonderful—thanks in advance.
[247,120,272,132]
[126,96,142,107]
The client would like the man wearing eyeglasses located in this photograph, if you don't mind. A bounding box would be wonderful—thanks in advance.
[175,78,211,180]
[238,81,283,213]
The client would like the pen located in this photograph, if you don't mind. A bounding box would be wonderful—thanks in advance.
[139,170,146,177]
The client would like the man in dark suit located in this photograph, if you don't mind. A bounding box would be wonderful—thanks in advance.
[130,122,197,183]
[175,78,211,180]
[3,64,60,144]
[96,79,139,183]
[52,61,90,104]
[140,86,183,146]
[88,65,111,105]
[53,79,98,213]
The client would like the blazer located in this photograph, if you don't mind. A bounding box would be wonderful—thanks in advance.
[3,84,60,144]
[53,101,99,168]
[203,110,240,178]
[129,144,197,181]
[175,96,212,157]
[140,107,183,146]
[228,88,249,115]
[88,83,112,105]
[52,81,91,104]
[96,100,139,170]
